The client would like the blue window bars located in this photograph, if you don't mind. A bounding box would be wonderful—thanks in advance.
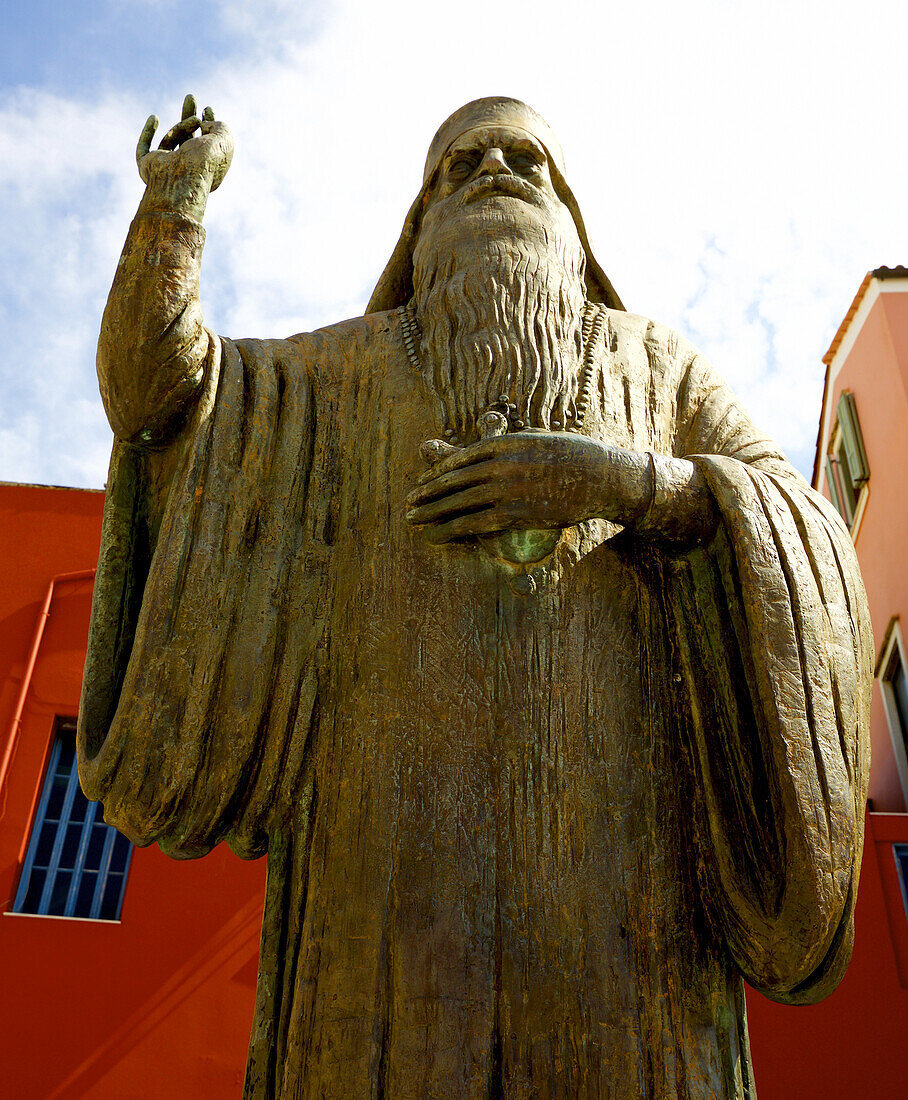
[897,844,908,922]
[13,723,132,920]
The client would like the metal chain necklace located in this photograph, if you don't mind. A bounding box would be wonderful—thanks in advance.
[397,299,606,442]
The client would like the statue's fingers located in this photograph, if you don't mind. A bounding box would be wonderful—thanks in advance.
[414,441,499,486]
[420,439,460,466]
[418,433,517,481]
[408,462,496,507]
[158,122,182,151]
[136,115,158,165]
[407,483,499,527]
[415,440,511,487]
[201,119,230,141]
[158,116,201,150]
[421,506,516,545]
[182,94,197,120]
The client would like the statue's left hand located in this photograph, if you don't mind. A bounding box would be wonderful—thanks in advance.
[405,431,653,544]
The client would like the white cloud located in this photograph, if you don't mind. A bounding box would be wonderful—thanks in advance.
[2,0,908,485]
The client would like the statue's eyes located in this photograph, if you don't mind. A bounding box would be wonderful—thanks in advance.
[510,153,542,174]
[447,155,478,181]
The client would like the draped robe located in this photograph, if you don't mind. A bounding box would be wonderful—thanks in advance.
[78,305,871,1099]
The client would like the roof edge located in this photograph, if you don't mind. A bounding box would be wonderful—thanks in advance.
[0,480,103,494]
[822,266,908,367]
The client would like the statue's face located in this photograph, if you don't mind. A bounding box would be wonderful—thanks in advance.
[418,124,579,262]
[425,125,560,214]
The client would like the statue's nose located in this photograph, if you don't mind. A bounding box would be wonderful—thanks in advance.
[477,147,511,176]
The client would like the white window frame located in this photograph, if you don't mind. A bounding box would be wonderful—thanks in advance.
[877,620,908,807]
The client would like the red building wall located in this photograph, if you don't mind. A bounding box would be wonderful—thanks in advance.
[0,483,263,1098]
[746,811,908,1099]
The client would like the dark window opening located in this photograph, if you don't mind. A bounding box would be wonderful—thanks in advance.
[12,720,132,921]
[882,645,908,767]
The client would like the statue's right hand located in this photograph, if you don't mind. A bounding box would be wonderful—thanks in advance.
[136,94,234,219]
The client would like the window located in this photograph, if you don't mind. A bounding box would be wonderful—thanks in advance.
[824,391,869,532]
[896,845,908,923]
[12,720,133,921]
[878,623,908,807]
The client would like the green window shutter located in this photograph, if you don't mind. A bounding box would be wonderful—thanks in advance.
[824,456,846,520]
[837,391,870,488]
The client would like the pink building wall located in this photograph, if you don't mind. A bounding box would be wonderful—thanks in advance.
[815,273,908,813]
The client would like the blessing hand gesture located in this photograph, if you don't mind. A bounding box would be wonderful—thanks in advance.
[136,94,234,221]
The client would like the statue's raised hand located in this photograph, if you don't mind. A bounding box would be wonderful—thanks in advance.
[136,94,234,222]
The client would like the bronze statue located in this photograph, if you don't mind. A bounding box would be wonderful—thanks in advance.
[79,94,872,1099]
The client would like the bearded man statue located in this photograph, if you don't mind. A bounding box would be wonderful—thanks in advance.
[79,96,872,1100]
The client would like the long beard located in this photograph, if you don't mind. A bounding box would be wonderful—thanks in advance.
[412,210,588,443]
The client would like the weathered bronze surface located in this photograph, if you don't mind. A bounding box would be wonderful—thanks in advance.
[78,94,872,1099]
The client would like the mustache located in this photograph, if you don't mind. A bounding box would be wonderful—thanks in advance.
[458,173,542,207]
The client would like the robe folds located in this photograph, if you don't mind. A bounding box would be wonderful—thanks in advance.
[78,306,871,1100]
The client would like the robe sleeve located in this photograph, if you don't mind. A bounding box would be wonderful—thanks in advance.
[78,333,334,860]
[664,353,872,1004]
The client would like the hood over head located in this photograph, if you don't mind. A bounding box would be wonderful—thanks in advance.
[366,96,624,314]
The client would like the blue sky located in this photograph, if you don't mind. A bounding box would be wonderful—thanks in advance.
[2,0,907,486]
[2,1,230,90]
[1,0,324,91]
